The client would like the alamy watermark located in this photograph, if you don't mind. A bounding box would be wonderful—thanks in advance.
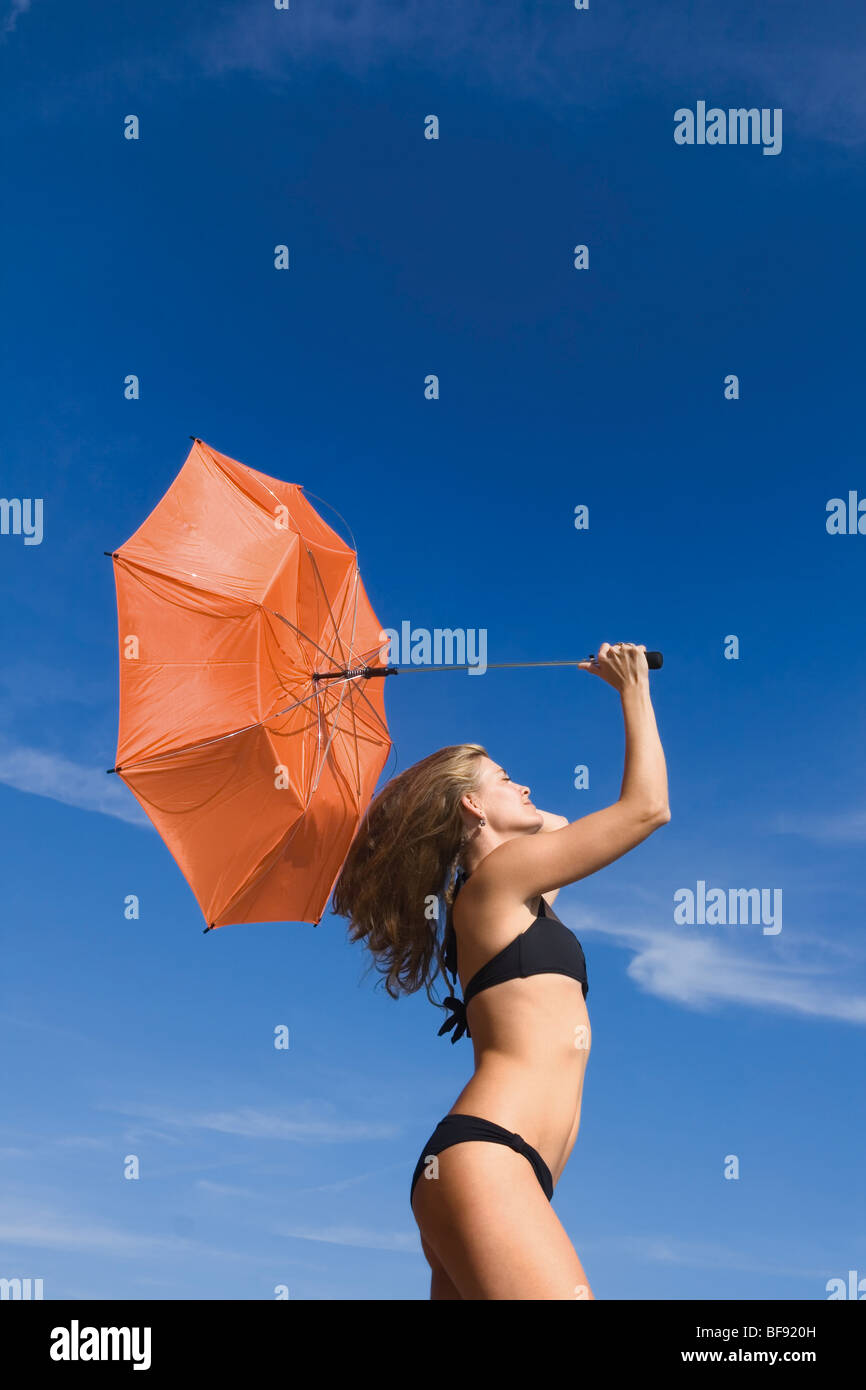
[674,880,782,935]
[50,1321,151,1370]
[0,497,43,544]
[1,1276,43,1299]
[378,622,487,675]
[674,101,782,156]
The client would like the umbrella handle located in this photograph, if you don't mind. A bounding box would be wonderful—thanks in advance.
[585,650,663,670]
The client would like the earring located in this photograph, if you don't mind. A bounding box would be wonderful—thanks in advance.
[479,817,486,827]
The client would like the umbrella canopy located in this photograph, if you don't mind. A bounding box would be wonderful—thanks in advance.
[108,438,392,928]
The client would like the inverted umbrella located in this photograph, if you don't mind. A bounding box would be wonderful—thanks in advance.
[106,437,393,930]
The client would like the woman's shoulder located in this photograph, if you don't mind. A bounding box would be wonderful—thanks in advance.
[454,856,537,913]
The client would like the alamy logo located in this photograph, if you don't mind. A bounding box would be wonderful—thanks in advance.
[50,1320,152,1371]
[826,1270,866,1299]
[674,101,782,155]
[826,491,866,534]
[0,1276,43,1298]
[0,497,43,545]
[674,880,782,935]
[378,622,488,675]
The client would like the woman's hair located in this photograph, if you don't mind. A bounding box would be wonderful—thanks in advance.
[331,742,489,1011]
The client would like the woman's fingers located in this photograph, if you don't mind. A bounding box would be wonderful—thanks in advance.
[578,642,649,686]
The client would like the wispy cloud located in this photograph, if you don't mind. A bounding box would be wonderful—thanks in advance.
[1,1,31,38]
[100,1101,400,1144]
[196,1179,260,1200]
[0,660,107,713]
[292,1162,409,1194]
[275,1222,418,1252]
[770,806,866,844]
[0,1200,226,1259]
[0,1195,326,1271]
[0,740,150,827]
[0,1216,194,1256]
[197,1161,407,1199]
[604,1233,832,1282]
[181,0,866,148]
[14,1,866,148]
[51,1135,112,1150]
[561,900,866,1025]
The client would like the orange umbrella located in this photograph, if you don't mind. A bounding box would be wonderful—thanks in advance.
[107,438,393,930]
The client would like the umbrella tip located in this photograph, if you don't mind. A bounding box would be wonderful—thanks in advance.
[203,923,214,933]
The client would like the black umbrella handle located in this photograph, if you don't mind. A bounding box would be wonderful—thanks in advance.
[585,649,663,670]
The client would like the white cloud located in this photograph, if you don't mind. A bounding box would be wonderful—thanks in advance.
[275,1222,418,1252]
[196,1179,259,1199]
[1,1,31,38]
[51,1135,112,1150]
[560,901,866,1025]
[100,1100,400,1143]
[770,807,866,844]
[181,0,866,148]
[0,1201,202,1257]
[0,741,150,827]
[292,1162,409,1194]
[603,1233,830,1281]
[21,1,865,148]
[0,1197,311,1263]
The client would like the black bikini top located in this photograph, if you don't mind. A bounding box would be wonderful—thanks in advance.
[438,869,589,1043]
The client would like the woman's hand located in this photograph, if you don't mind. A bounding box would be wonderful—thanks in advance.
[577,642,649,692]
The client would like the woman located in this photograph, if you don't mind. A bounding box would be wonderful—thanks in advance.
[332,641,669,1299]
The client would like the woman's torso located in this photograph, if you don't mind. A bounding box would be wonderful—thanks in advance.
[447,876,592,1187]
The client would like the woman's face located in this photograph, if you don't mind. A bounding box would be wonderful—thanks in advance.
[470,757,543,834]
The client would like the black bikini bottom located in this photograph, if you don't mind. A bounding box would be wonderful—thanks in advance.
[410,1112,554,1207]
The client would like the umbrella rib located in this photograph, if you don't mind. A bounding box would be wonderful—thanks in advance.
[307,564,366,795]
[315,668,391,744]
[343,576,365,797]
[294,656,389,804]
[216,686,376,922]
[113,547,379,689]
[341,655,364,801]
[326,682,380,802]
[264,605,353,671]
[213,694,367,923]
[310,665,356,795]
[295,566,356,793]
[326,593,370,802]
[303,547,353,670]
[111,551,346,676]
[114,685,331,773]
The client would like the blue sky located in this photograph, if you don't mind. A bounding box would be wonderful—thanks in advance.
[1,0,864,1300]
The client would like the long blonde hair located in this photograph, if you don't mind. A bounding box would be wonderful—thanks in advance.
[331,743,488,1011]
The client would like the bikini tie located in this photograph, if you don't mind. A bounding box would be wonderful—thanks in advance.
[439,882,471,1041]
[438,993,471,1043]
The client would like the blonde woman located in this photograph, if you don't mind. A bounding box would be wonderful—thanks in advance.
[333,642,669,1299]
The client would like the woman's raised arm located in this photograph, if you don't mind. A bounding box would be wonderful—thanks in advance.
[481,643,670,900]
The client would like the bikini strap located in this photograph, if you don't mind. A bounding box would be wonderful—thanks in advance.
[439,868,470,1041]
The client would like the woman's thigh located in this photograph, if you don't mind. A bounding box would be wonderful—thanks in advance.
[419,1235,463,1300]
[411,1140,595,1300]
